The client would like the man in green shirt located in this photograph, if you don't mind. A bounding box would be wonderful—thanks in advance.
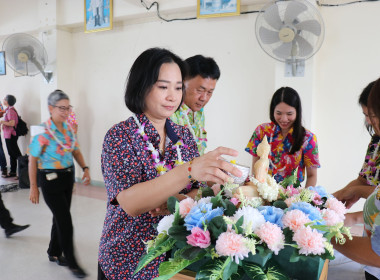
[171,55,220,155]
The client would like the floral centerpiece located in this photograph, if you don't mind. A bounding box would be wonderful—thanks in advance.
[134,175,351,279]
[134,139,352,280]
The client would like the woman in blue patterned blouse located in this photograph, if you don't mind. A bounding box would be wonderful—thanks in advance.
[97,48,242,280]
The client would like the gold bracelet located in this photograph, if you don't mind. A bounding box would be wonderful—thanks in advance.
[187,159,197,183]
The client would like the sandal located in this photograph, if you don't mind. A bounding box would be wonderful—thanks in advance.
[3,173,17,178]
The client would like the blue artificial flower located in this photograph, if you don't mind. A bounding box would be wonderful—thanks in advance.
[184,203,224,231]
[288,202,325,226]
[258,206,284,228]
[308,186,330,198]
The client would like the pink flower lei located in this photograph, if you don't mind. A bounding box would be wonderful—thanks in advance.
[133,115,185,176]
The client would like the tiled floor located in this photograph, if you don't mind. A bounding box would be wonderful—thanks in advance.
[0,177,107,280]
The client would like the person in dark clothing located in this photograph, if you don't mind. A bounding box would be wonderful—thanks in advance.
[0,192,29,237]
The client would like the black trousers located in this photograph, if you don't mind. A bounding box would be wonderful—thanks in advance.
[5,135,21,174]
[38,167,79,269]
[0,192,13,229]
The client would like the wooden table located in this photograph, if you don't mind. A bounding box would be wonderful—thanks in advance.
[171,260,329,280]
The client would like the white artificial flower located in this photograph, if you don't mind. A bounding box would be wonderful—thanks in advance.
[197,197,212,205]
[250,175,279,202]
[233,206,266,234]
[156,214,175,234]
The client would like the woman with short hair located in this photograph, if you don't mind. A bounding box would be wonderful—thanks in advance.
[0,94,22,178]
[28,89,90,278]
[98,48,241,280]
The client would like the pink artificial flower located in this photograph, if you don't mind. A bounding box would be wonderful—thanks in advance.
[293,226,326,256]
[322,208,344,226]
[211,184,221,195]
[179,197,197,218]
[282,209,311,232]
[186,227,211,249]
[286,185,300,196]
[215,232,250,264]
[325,197,347,220]
[255,222,285,255]
[230,197,239,206]
[312,192,323,206]
[284,196,298,207]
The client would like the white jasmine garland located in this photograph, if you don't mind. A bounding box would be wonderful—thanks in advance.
[156,214,175,234]
[249,174,279,202]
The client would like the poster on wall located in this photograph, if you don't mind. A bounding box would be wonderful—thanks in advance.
[197,0,240,18]
[0,51,6,75]
[85,0,113,33]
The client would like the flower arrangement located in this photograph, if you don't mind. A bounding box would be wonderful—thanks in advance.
[134,170,352,280]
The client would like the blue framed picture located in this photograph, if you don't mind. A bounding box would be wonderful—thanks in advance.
[0,51,6,75]
[85,0,113,33]
[197,0,240,18]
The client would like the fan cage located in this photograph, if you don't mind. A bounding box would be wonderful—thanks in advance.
[2,33,48,76]
[255,0,325,62]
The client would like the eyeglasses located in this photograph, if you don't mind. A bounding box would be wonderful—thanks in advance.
[53,105,73,112]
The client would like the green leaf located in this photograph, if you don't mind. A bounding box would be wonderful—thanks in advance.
[223,199,237,216]
[168,225,188,242]
[156,248,206,280]
[223,259,238,280]
[167,196,179,214]
[242,262,267,280]
[172,201,182,226]
[272,200,287,210]
[202,187,215,197]
[208,216,227,240]
[196,258,233,280]
[181,246,205,260]
[266,261,290,280]
[133,237,176,276]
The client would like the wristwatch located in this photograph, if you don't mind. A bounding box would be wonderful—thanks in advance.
[82,166,89,172]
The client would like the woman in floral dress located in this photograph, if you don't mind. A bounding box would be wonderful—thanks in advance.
[246,87,320,187]
[97,48,241,280]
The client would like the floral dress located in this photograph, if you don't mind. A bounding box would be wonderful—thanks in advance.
[359,135,380,186]
[98,114,201,280]
[171,104,207,155]
[362,186,380,278]
[245,122,320,184]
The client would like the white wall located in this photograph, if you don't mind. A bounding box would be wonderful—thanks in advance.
[1,0,380,213]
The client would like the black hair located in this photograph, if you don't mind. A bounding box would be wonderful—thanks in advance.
[270,87,305,154]
[124,48,187,114]
[358,81,375,135]
[4,95,16,106]
[369,78,380,132]
[185,55,220,80]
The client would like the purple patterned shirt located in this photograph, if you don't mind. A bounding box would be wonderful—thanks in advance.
[98,113,200,280]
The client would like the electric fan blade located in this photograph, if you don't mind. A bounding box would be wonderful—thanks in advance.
[263,3,282,30]
[273,42,292,60]
[295,35,313,57]
[259,26,280,44]
[283,1,307,25]
[295,19,321,36]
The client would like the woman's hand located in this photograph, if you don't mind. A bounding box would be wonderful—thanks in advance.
[29,186,40,204]
[190,147,242,184]
[149,202,170,217]
[82,169,91,185]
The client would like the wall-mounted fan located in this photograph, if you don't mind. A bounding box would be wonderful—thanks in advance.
[255,0,324,76]
[2,33,52,82]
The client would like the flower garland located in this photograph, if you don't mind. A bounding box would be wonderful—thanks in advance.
[133,114,185,176]
[45,120,76,152]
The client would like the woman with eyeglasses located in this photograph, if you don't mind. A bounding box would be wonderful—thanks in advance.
[0,95,22,178]
[28,89,90,279]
